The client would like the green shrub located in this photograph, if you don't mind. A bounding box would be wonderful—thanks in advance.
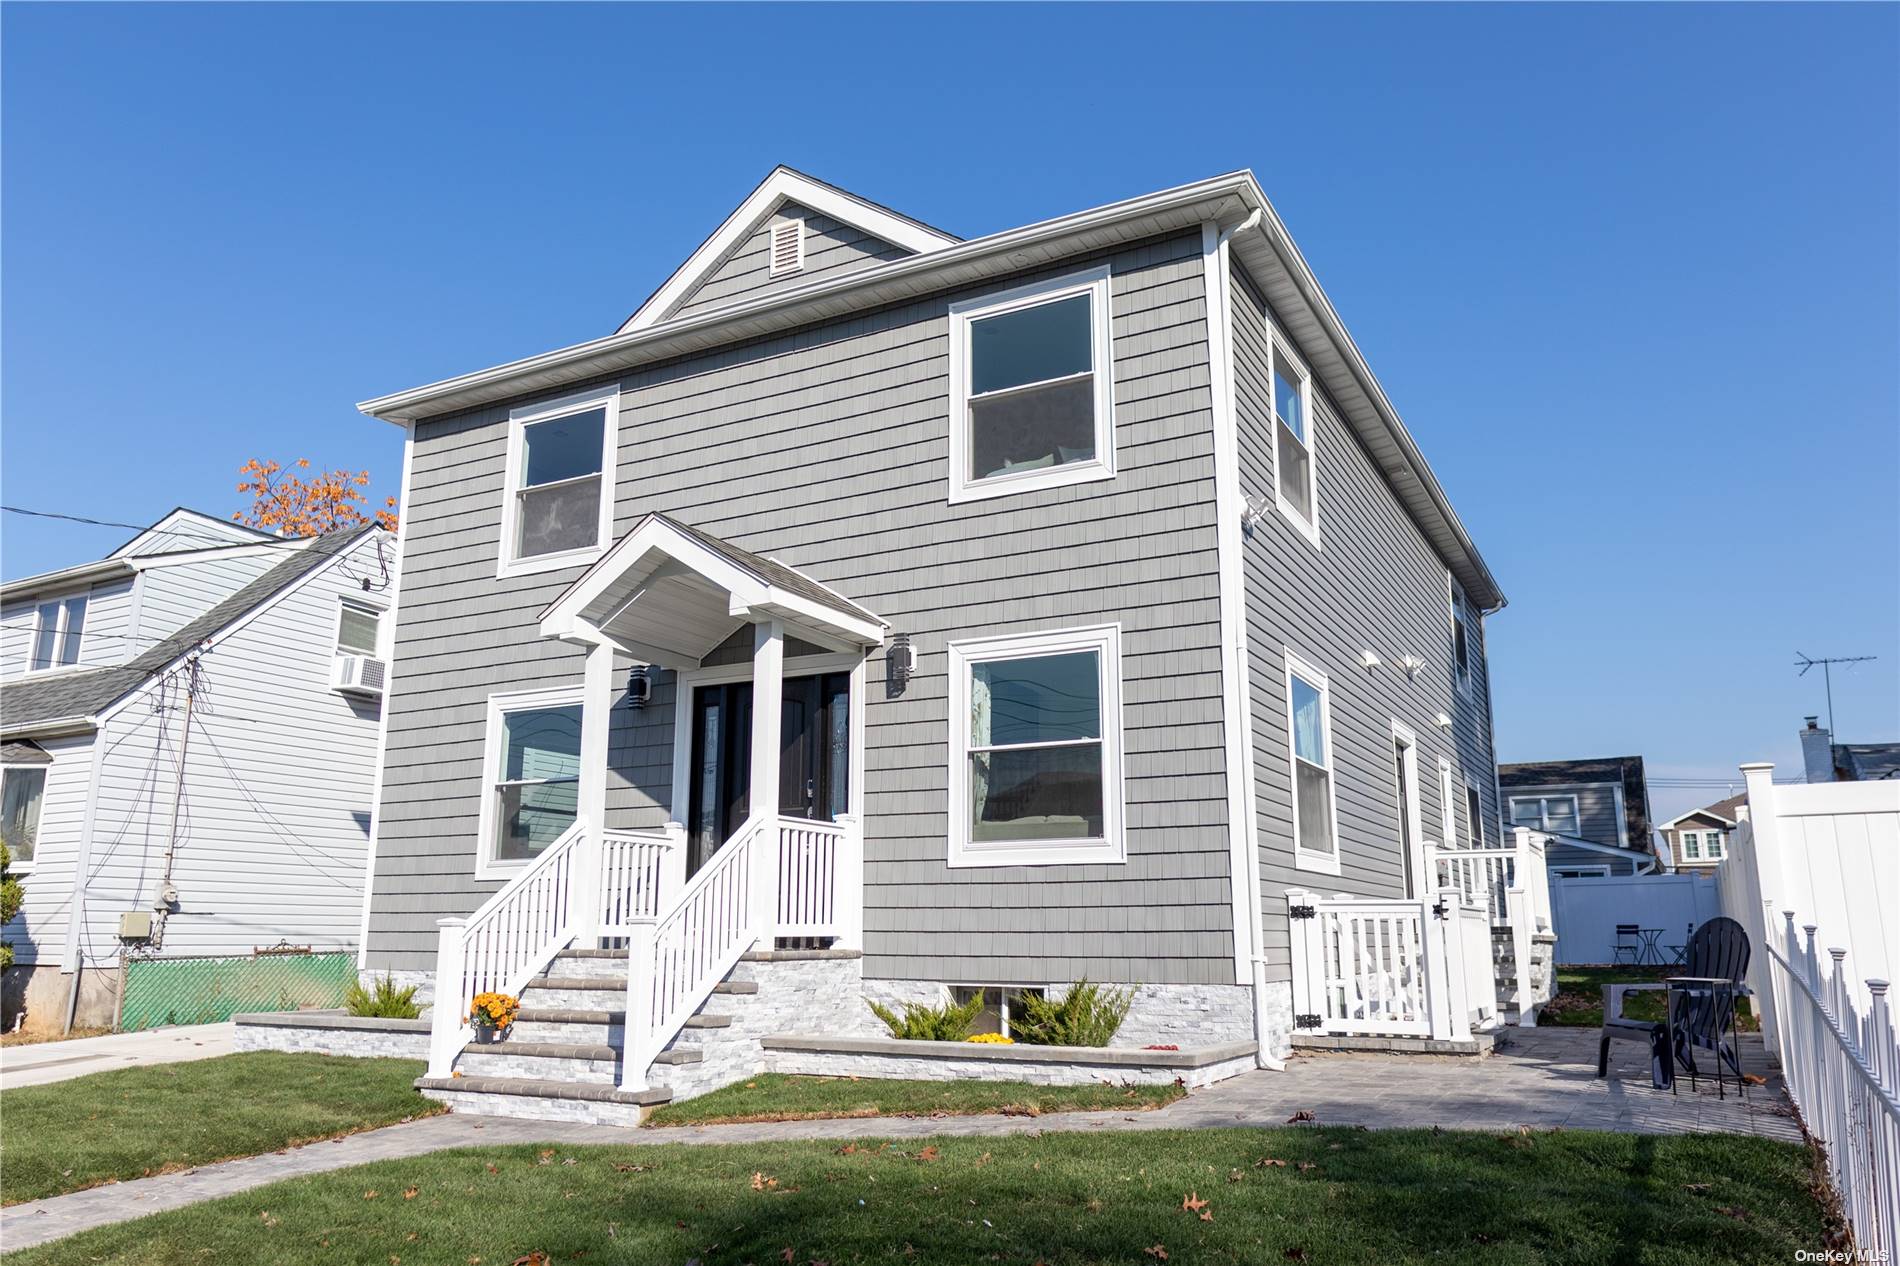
[0,843,22,972]
[868,992,985,1041]
[344,973,421,1019]
[1011,978,1134,1047]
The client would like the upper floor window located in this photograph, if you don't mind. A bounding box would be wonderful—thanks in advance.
[1271,339,1319,543]
[1509,794,1580,836]
[1,765,45,867]
[29,594,86,671]
[1285,651,1339,872]
[335,599,383,657]
[1465,781,1487,847]
[499,389,618,577]
[1680,829,1726,861]
[1451,590,1473,691]
[947,624,1124,867]
[948,268,1115,503]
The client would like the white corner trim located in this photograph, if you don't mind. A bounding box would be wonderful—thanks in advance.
[473,684,586,883]
[357,435,414,969]
[1284,648,1342,877]
[1202,223,1263,987]
[623,168,958,333]
[945,266,1116,505]
[496,386,620,581]
[945,623,1125,869]
[61,723,109,971]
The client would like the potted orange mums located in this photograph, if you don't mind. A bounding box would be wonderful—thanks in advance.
[468,991,519,1043]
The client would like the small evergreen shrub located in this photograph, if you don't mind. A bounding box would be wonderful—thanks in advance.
[344,973,421,1019]
[868,992,985,1041]
[1011,978,1134,1047]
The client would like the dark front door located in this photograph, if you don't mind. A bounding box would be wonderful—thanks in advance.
[687,672,849,874]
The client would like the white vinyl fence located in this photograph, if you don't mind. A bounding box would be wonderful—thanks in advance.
[1763,914,1900,1258]
[1719,763,1900,1254]
[1547,871,1724,965]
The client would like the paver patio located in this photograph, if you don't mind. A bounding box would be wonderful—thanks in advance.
[0,1027,1800,1252]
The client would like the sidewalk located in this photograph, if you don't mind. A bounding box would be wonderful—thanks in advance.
[0,1028,1800,1253]
[0,1022,235,1089]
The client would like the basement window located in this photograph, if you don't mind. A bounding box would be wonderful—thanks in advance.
[951,985,1047,1038]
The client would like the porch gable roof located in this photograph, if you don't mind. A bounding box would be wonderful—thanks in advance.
[537,513,887,667]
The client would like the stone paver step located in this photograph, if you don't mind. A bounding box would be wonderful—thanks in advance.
[510,1008,730,1028]
[652,1048,704,1065]
[461,1040,616,1061]
[415,1075,671,1106]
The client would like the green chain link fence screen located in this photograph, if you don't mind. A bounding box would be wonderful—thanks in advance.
[119,951,356,1031]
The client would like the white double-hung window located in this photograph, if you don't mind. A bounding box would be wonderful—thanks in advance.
[1509,795,1581,836]
[1270,338,1319,542]
[947,267,1115,502]
[477,687,584,877]
[499,388,618,576]
[28,594,87,671]
[947,624,1124,867]
[1,763,46,868]
[1285,651,1339,872]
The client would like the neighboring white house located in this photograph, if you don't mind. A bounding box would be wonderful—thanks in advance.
[0,511,398,1032]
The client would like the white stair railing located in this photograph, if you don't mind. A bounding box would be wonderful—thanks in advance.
[777,817,845,938]
[428,820,587,1077]
[1430,829,1552,932]
[621,813,777,1091]
[598,826,683,937]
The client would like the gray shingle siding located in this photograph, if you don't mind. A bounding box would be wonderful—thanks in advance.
[366,232,1236,984]
[1229,264,1501,972]
[669,203,915,321]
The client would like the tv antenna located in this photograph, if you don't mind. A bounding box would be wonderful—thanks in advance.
[1794,652,1878,738]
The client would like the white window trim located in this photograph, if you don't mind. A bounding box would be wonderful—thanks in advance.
[946,623,1125,868]
[1508,794,1581,835]
[1448,577,1474,698]
[0,761,46,874]
[496,386,619,579]
[474,684,585,881]
[1464,776,1488,847]
[1553,864,1611,879]
[24,592,89,676]
[334,596,387,659]
[1269,335,1322,547]
[1284,649,1341,876]
[946,267,1116,504]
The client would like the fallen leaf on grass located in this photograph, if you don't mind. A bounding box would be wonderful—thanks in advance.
[916,1146,940,1162]
[258,1212,280,1228]
[612,1162,655,1173]
[1683,1182,1712,1193]
[836,1144,859,1155]
[1717,1206,1750,1221]
[1181,1192,1208,1213]
[1297,1162,1317,1173]
[1284,1250,1309,1262]
[1143,1247,1168,1261]
[781,1249,795,1264]
[364,1190,378,1200]
[1255,1157,1287,1168]
[1227,1169,1244,1183]
[1287,1110,1316,1123]
[512,1255,551,1266]
[403,1187,418,1200]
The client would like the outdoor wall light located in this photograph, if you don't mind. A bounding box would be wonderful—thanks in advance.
[1398,654,1425,679]
[888,633,916,692]
[1359,650,1382,670]
[626,665,652,709]
[1435,711,1454,729]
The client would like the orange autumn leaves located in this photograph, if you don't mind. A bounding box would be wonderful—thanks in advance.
[234,458,398,537]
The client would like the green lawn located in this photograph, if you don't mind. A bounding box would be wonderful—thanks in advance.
[645,1072,1183,1126]
[5,1127,1828,1265]
[1542,965,1760,1031]
[0,1052,440,1205]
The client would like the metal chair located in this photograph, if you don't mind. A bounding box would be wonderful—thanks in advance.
[1598,915,1751,1092]
[1612,924,1643,965]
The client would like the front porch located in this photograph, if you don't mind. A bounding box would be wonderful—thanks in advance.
[426,514,889,1106]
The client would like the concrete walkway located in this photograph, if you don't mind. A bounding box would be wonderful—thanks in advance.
[0,1027,1801,1253]
[0,1022,234,1089]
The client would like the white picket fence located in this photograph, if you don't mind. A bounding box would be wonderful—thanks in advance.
[1763,914,1900,1258]
[1287,888,1497,1041]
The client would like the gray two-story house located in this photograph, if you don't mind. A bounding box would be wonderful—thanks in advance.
[351,167,1507,1121]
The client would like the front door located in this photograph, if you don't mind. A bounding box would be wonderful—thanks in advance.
[687,672,849,874]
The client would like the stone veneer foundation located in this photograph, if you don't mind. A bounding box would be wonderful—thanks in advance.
[234,1010,431,1060]
[763,1034,1259,1088]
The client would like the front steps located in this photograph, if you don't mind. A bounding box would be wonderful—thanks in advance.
[1494,930,1558,1025]
[414,944,863,1124]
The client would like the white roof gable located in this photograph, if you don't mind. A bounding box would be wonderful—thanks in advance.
[618,167,958,334]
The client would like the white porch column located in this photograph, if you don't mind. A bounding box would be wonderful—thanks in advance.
[750,620,785,940]
[573,640,616,945]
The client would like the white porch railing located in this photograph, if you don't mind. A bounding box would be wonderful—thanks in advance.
[1431,829,1552,931]
[1287,887,1493,1042]
[598,828,684,937]
[777,815,862,939]
[1766,913,1900,1258]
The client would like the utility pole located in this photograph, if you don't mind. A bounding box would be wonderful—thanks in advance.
[1794,652,1878,739]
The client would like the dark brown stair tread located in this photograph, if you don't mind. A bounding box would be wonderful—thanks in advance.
[461,1040,616,1060]
[651,1049,703,1065]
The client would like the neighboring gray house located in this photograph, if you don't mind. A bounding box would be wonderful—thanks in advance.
[1800,716,1900,783]
[350,167,1508,1120]
[1497,755,1657,877]
[0,512,397,1031]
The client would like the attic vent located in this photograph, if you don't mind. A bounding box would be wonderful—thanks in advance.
[768,219,804,276]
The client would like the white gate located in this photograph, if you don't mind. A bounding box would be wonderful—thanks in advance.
[1287,888,1493,1041]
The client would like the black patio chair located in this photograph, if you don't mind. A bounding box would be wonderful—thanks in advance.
[1611,924,1643,965]
[1597,915,1751,1092]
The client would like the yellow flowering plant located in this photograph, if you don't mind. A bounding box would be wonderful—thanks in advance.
[468,992,519,1032]
[965,1032,1015,1044]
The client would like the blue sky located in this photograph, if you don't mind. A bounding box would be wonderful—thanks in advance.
[4,3,1895,818]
